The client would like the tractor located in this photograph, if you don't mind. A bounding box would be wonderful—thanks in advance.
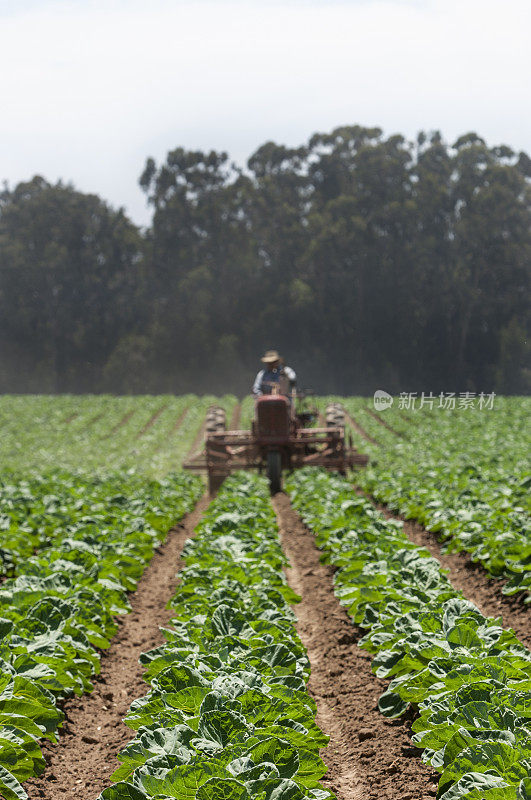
[183,388,368,494]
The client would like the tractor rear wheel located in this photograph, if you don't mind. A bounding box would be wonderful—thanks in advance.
[266,450,282,494]
[325,402,345,430]
[205,406,226,435]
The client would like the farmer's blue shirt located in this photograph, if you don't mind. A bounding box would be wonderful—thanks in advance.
[252,366,296,396]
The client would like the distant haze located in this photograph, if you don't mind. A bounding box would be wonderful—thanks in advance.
[1,0,530,226]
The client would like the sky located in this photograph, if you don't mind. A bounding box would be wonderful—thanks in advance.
[1,0,530,227]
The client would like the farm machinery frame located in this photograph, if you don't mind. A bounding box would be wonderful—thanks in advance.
[184,392,368,493]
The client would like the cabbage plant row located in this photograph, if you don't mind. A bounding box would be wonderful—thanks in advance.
[329,396,531,600]
[287,468,531,800]
[0,394,237,478]
[98,473,334,800]
[0,470,202,800]
[0,470,195,576]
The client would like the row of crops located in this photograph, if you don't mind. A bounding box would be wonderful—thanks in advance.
[0,393,529,799]
[287,468,531,800]
[0,395,236,477]
[0,470,202,800]
[97,473,332,800]
[0,471,200,577]
[320,396,531,600]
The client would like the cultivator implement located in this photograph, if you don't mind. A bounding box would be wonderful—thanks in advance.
[184,396,368,493]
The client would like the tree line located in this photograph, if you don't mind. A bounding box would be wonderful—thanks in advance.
[0,125,529,396]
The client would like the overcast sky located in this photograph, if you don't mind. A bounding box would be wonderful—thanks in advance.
[1,0,529,226]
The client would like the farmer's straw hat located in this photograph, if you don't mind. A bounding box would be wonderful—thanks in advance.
[261,350,281,364]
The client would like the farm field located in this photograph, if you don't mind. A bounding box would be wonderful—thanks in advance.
[0,394,528,800]
[0,395,237,478]
[325,396,531,601]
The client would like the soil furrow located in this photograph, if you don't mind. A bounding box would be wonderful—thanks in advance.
[186,414,208,459]
[25,494,209,800]
[365,407,404,438]
[367,496,531,649]
[136,403,169,438]
[151,407,192,456]
[170,406,191,435]
[342,410,379,445]
[272,493,438,800]
[105,410,134,437]
[83,412,105,432]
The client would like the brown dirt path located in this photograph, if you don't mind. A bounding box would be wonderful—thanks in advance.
[24,495,209,800]
[186,414,208,459]
[151,407,192,457]
[365,407,404,438]
[170,407,191,435]
[106,410,134,437]
[342,409,379,446]
[272,494,438,800]
[83,412,105,432]
[136,403,169,438]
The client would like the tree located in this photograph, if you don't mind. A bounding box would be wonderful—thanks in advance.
[0,177,145,392]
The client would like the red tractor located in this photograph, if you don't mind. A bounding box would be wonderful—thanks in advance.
[184,391,368,494]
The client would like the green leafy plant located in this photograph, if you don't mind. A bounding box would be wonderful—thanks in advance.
[287,468,531,800]
[97,473,334,800]
[0,470,202,794]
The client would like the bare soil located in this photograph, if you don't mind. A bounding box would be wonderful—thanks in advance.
[24,495,209,800]
[83,412,105,432]
[136,404,169,438]
[186,415,208,459]
[170,407,191,435]
[106,410,134,437]
[343,410,379,446]
[365,408,404,438]
[272,494,439,800]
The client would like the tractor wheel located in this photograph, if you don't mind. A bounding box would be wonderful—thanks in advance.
[205,406,226,435]
[266,451,282,494]
[325,403,345,429]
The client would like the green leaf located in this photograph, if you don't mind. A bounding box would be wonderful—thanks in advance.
[196,777,250,800]
[446,624,483,651]
[377,688,409,717]
[136,761,229,800]
[244,737,299,780]
[250,778,307,800]
[164,687,210,716]
[112,727,193,781]
[442,728,516,769]
[0,765,28,800]
[211,606,250,638]
[518,778,531,799]
[152,664,207,694]
[196,710,251,748]
[98,783,147,800]
[439,772,512,800]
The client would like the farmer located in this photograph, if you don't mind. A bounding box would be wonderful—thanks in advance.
[252,350,296,397]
